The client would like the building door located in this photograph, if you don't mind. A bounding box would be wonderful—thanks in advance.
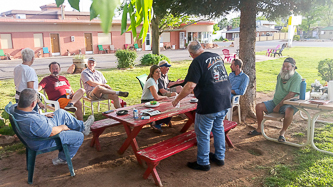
[179,32,185,49]
[50,33,60,55]
[84,33,93,54]
[145,33,151,50]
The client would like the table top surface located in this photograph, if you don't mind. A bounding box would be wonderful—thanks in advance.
[284,98,333,110]
[103,96,197,127]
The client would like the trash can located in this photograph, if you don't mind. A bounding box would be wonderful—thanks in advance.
[172,45,176,49]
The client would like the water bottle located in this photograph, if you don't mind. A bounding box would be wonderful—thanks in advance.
[300,79,306,100]
[133,109,139,120]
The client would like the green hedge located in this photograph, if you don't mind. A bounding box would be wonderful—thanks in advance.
[115,49,138,68]
[140,54,171,66]
[293,35,300,41]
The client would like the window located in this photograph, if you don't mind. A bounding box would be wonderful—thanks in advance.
[0,34,13,49]
[33,34,43,48]
[160,32,170,43]
[125,33,132,44]
[188,32,193,42]
[97,33,111,45]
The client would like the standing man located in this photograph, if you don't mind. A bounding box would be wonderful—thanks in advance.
[248,57,301,143]
[229,58,249,98]
[14,48,44,112]
[172,41,231,171]
[38,62,85,120]
[158,60,184,96]
[81,57,128,108]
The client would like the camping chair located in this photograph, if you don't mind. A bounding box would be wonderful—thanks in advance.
[136,74,148,90]
[134,43,142,51]
[97,45,104,54]
[42,47,51,57]
[269,45,280,57]
[273,43,286,57]
[222,49,232,63]
[226,95,241,123]
[5,102,75,184]
[0,49,7,60]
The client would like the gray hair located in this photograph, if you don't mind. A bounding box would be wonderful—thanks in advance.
[21,48,34,63]
[188,40,202,54]
[18,88,37,108]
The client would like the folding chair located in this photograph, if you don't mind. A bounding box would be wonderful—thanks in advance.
[97,45,104,54]
[42,47,51,57]
[134,43,142,51]
[136,74,148,90]
[5,102,75,184]
[0,49,7,60]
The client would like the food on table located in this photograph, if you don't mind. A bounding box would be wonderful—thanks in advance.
[150,101,157,105]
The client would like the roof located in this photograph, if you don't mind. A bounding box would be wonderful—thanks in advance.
[321,26,333,31]
[1,10,91,16]
[226,25,278,33]
[0,17,126,25]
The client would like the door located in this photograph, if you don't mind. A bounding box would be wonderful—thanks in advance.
[84,33,93,54]
[145,33,151,50]
[50,33,60,55]
[179,32,185,49]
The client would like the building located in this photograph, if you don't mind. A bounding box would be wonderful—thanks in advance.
[226,25,279,40]
[319,26,333,40]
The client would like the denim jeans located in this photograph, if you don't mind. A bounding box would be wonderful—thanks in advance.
[39,109,85,160]
[195,109,228,165]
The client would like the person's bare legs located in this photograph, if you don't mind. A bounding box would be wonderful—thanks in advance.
[175,86,182,94]
[255,103,268,132]
[74,101,83,120]
[91,85,117,96]
[280,107,294,137]
[108,94,121,108]
[71,88,85,104]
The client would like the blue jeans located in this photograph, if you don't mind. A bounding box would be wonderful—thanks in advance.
[39,109,84,160]
[195,109,228,165]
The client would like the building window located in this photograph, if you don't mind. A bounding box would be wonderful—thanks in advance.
[33,34,43,48]
[188,32,193,42]
[0,34,13,49]
[125,33,132,44]
[160,32,170,43]
[97,33,111,45]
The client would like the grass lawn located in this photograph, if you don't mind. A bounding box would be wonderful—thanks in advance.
[1,47,333,185]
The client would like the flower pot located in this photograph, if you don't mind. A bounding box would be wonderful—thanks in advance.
[73,58,87,73]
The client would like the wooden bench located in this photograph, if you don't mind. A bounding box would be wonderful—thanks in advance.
[137,120,237,186]
[90,118,122,151]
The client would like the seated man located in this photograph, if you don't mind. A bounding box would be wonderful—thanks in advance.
[158,60,184,96]
[81,57,128,108]
[9,88,94,165]
[248,57,302,142]
[38,62,85,120]
[229,59,249,99]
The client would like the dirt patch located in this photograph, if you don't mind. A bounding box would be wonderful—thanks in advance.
[0,92,316,187]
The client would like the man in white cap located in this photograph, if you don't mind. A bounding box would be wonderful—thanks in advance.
[158,60,184,96]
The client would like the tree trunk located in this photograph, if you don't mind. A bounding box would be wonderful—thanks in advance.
[239,1,257,121]
[152,15,160,55]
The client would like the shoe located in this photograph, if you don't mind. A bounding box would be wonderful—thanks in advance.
[152,125,163,134]
[247,129,262,136]
[187,161,210,171]
[83,115,95,135]
[278,135,286,142]
[209,152,224,166]
[52,157,67,165]
[118,91,129,97]
[64,103,77,112]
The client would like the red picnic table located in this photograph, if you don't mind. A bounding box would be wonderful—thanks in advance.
[103,96,197,164]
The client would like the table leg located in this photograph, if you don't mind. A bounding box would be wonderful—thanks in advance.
[225,130,234,148]
[90,127,106,151]
[180,111,196,133]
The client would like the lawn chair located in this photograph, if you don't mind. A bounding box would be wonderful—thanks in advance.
[273,43,286,57]
[38,92,60,115]
[5,102,75,184]
[269,45,280,57]
[134,43,142,51]
[226,95,241,123]
[0,49,7,60]
[222,49,232,63]
[110,45,115,53]
[266,48,273,57]
[42,47,51,57]
[136,74,148,90]
[97,45,104,54]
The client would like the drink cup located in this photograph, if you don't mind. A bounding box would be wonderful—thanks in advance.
[66,89,71,99]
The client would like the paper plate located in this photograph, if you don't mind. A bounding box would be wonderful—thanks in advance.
[145,102,160,108]
[190,98,198,103]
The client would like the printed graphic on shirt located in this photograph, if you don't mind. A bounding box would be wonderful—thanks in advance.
[206,56,224,69]
[54,81,67,87]
[209,61,228,82]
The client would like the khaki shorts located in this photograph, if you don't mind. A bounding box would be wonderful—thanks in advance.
[87,91,109,100]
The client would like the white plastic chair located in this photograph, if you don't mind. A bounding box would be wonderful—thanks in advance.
[80,79,112,115]
[38,92,60,115]
[226,95,241,122]
[110,45,115,53]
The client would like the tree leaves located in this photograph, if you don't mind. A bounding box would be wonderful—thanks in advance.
[68,0,80,11]
[92,0,121,33]
[55,0,65,7]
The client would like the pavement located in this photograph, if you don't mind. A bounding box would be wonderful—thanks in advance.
[0,42,277,80]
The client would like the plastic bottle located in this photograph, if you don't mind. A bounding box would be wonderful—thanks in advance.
[133,109,139,119]
[300,79,306,100]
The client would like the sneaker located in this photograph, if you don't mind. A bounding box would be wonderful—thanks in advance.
[118,91,129,97]
[52,157,67,165]
[209,152,225,166]
[83,115,95,135]
[187,161,210,171]
[151,124,163,133]
[64,103,77,113]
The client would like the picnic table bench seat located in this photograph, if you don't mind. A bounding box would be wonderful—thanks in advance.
[90,118,122,151]
[137,120,237,186]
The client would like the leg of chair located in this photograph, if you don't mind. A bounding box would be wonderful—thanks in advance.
[83,99,86,115]
[91,102,94,115]
[227,107,233,121]
[27,149,37,184]
[62,144,75,177]
[98,101,100,112]
[238,104,241,123]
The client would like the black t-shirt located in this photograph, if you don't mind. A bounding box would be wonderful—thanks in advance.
[184,52,231,114]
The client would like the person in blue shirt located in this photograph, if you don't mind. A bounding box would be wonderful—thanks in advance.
[229,59,249,99]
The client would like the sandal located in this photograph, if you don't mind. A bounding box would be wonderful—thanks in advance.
[248,129,262,136]
[278,135,286,142]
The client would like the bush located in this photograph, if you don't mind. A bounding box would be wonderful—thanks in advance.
[219,36,224,41]
[293,35,300,41]
[140,54,171,66]
[115,49,138,68]
[0,110,14,136]
[318,59,333,81]
[223,38,229,42]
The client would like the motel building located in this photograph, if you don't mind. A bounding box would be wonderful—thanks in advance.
[0,3,215,59]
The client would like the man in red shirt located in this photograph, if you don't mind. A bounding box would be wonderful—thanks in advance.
[38,62,85,120]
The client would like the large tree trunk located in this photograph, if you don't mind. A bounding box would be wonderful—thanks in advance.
[239,1,257,121]
[152,15,160,55]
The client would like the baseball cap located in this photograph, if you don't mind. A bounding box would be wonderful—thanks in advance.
[88,57,96,62]
[158,61,171,67]
[284,57,297,69]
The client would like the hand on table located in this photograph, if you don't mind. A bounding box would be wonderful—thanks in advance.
[172,100,179,107]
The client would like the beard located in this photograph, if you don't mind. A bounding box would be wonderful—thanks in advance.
[280,68,295,80]
[52,72,59,76]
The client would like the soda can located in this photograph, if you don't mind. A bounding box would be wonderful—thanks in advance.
[133,109,139,119]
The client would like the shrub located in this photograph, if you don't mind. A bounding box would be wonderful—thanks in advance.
[0,110,14,136]
[140,54,171,66]
[293,35,300,41]
[318,59,333,81]
[115,49,138,68]
[223,38,229,42]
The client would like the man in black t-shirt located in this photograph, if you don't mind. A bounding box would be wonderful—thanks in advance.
[172,41,231,171]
